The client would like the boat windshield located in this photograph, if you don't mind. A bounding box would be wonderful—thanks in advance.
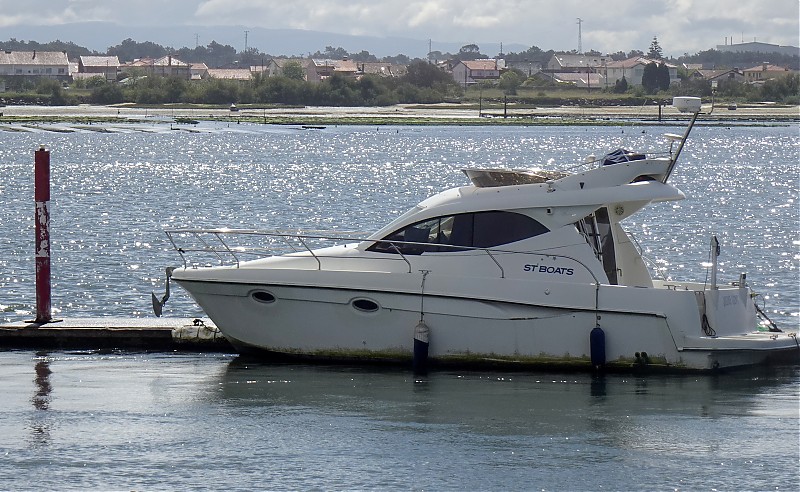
[575,207,618,284]
[368,210,549,254]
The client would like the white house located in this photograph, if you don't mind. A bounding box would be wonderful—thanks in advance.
[306,59,358,83]
[0,50,70,79]
[742,63,794,84]
[546,53,607,72]
[604,57,678,88]
[550,72,605,89]
[266,58,309,79]
[451,60,501,86]
[78,55,120,82]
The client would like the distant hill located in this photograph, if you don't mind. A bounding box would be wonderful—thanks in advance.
[1,21,528,59]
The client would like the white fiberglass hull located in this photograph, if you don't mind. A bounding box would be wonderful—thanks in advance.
[174,270,799,371]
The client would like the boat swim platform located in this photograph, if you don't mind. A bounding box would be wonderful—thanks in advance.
[0,317,234,352]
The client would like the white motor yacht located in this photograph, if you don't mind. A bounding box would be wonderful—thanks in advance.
[159,98,799,371]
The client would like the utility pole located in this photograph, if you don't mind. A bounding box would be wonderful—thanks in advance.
[576,18,583,53]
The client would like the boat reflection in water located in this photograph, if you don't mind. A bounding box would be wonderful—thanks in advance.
[2,352,796,490]
[211,358,799,490]
[217,357,797,426]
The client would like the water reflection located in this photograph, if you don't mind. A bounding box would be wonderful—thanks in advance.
[214,358,798,433]
[32,352,52,410]
[29,351,52,446]
[1,351,795,490]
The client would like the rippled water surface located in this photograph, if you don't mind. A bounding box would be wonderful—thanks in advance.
[0,121,798,489]
[1,121,797,323]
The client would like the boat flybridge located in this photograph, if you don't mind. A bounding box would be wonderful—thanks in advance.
[157,97,798,371]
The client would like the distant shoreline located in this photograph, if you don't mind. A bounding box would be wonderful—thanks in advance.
[0,103,797,126]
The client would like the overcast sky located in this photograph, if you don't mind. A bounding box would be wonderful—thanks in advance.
[1,0,798,57]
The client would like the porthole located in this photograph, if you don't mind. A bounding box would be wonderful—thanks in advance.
[251,291,276,304]
[351,298,380,313]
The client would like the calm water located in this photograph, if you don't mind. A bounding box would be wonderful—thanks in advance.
[1,352,798,490]
[1,121,798,489]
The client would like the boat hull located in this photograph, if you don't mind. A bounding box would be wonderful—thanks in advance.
[174,276,799,371]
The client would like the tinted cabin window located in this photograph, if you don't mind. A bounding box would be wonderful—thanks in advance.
[472,211,547,247]
[369,211,548,254]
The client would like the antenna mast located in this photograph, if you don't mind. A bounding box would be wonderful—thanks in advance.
[576,18,583,53]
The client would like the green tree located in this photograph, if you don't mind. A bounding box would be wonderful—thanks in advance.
[679,49,799,71]
[90,83,124,104]
[282,61,306,81]
[647,36,663,60]
[677,77,712,97]
[614,76,628,93]
[107,38,168,62]
[312,46,349,59]
[199,78,240,104]
[642,62,659,93]
[657,62,671,91]
[350,50,378,62]
[255,76,308,104]
[609,51,628,61]
[163,76,187,102]
[456,44,485,61]
[499,70,522,95]
[402,61,453,88]
[761,73,800,103]
[35,78,68,105]
[357,74,391,105]
[382,53,412,65]
[321,73,357,105]
[85,76,108,88]
[204,41,238,68]
[428,50,446,61]
[0,38,91,60]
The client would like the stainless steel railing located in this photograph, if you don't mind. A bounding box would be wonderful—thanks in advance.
[163,228,601,284]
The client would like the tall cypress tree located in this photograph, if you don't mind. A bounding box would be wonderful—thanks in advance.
[657,62,671,91]
[642,62,659,93]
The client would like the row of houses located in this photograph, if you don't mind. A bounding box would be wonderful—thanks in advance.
[0,49,795,90]
[0,50,409,85]
[0,51,408,84]
[455,53,796,89]
[454,54,680,89]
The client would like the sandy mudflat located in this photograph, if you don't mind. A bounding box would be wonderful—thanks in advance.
[1,102,797,123]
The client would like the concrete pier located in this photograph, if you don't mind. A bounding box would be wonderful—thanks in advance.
[0,317,233,351]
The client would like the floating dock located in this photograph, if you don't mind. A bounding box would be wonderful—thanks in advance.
[0,147,235,353]
[0,317,233,351]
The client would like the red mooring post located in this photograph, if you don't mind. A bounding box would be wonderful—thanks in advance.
[34,145,52,323]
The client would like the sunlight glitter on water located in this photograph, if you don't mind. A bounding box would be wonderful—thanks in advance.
[0,123,797,323]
